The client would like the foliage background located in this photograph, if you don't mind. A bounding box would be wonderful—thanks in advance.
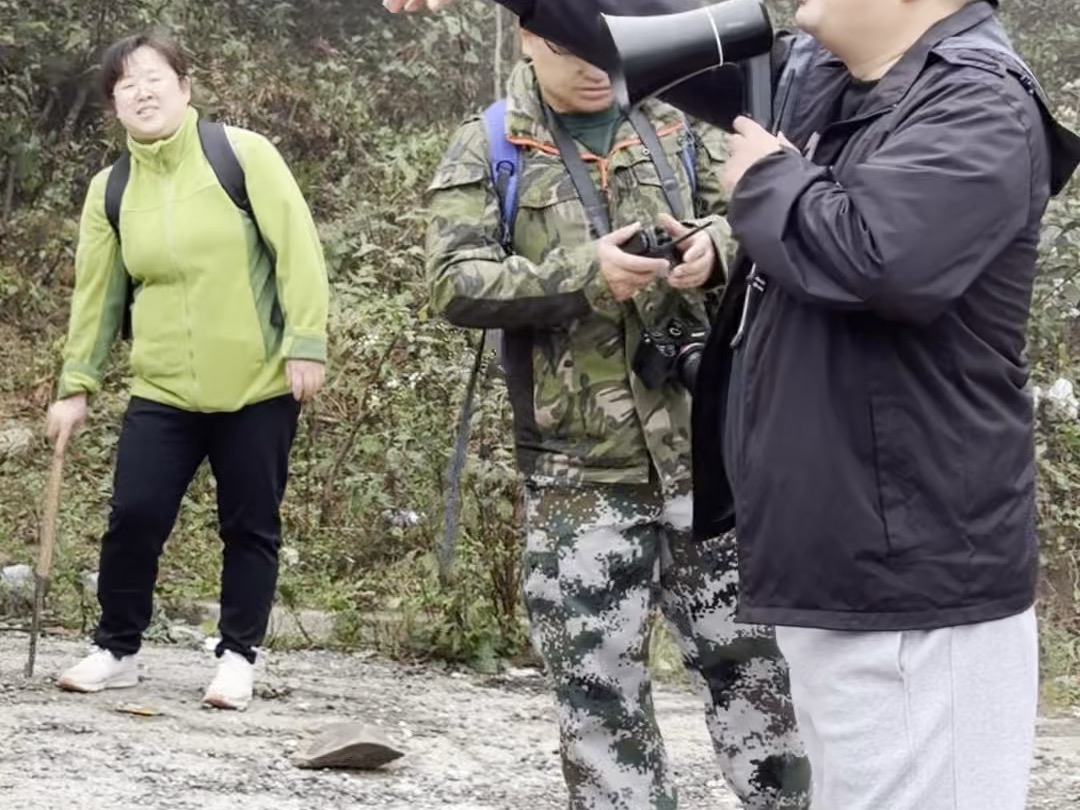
[0,0,1077,697]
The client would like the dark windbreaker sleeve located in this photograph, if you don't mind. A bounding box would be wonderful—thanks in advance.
[727,76,1036,325]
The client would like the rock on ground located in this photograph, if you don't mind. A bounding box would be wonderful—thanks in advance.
[0,633,1077,809]
[0,425,35,460]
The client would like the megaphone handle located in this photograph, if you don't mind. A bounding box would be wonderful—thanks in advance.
[743,53,774,132]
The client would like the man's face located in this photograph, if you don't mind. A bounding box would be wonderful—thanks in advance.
[794,0,899,54]
[520,31,614,114]
[112,45,191,142]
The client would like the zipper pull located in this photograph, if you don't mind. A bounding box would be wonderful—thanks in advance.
[730,267,767,348]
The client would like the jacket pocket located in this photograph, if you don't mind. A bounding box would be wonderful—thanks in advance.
[869,385,962,559]
[128,285,186,387]
[737,284,779,463]
[867,391,896,555]
[621,137,696,221]
[513,165,591,260]
[531,334,574,437]
[197,293,269,399]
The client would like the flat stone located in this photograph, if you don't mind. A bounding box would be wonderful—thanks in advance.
[291,722,406,770]
[0,426,35,460]
[1,565,33,591]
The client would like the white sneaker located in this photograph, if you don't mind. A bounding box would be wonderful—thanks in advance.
[57,647,139,693]
[202,650,255,711]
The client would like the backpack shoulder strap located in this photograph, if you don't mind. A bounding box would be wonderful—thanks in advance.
[481,99,521,249]
[104,154,130,237]
[679,119,698,205]
[197,119,253,219]
[103,154,134,339]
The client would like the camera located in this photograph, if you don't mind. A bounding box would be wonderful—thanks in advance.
[623,222,712,393]
[632,316,708,393]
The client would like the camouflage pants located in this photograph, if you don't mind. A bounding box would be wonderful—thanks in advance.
[522,480,810,810]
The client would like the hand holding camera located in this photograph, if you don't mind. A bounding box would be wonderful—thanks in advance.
[599,219,714,393]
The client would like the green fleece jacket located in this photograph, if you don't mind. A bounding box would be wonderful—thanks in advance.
[58,107,329,412]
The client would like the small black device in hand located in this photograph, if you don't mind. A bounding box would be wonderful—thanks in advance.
[621,221,710,264]
[621,224,681,263]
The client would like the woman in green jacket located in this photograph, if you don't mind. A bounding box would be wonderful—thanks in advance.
[44,32,330,711]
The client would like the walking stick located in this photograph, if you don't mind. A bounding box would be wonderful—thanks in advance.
[25,431,68,678]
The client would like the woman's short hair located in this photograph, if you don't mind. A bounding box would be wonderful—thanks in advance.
[100,32,189,100]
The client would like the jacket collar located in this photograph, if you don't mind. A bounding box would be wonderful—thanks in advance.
[846,0,997,116]
[126,106,199,173]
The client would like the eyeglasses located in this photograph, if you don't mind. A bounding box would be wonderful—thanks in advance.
[113,72,168,99]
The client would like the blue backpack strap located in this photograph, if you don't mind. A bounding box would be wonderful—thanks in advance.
[444,101,521,577]
[482,98,521,249]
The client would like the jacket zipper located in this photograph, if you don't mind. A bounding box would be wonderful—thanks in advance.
[165,174,199,401]
[730,268,768,349]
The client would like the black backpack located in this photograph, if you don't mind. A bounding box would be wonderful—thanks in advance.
[103,119,262,340]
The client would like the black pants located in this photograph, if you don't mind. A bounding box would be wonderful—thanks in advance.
[94,394,300,663]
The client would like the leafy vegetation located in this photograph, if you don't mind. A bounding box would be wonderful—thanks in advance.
[0,0,1077,698]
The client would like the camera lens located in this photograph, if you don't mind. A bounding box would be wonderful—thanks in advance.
[676,344,703,392]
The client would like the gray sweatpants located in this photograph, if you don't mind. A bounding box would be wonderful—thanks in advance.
[775,607,1038,810]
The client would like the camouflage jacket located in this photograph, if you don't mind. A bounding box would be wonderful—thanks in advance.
[425,62,733,492]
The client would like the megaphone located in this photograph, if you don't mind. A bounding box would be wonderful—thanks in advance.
[600,0,774,112]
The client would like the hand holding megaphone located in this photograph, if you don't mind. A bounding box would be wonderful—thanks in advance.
[723,116,798,196]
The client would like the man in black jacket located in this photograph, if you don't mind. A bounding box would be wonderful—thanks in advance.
[696,0,1078,806]
[387,1,1080,808]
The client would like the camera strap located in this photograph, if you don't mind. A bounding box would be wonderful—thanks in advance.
[543,104,688,238]
[627,108,688,221]
[545,106,613,237]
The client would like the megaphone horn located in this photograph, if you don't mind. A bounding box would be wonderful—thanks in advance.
[600,0,774,111]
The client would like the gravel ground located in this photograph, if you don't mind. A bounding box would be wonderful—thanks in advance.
[1,633,1077,810]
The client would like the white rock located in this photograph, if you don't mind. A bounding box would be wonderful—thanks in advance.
[81,571,99,594]
[1,564,33,589]
[1046,378,1079,420]
[0,426,35,459]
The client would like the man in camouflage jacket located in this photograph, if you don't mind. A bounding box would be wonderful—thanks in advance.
[424,29,809,810]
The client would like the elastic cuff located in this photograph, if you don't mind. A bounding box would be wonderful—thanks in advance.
[283,335,327,363]
[57,363,101,400]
